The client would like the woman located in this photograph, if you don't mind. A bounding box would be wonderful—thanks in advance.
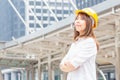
[59,8,99,80]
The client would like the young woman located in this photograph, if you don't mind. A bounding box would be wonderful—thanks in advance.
[59,8,99,80]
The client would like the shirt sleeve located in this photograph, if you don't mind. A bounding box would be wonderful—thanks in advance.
[60,44,73,65]
[70,38,97,68]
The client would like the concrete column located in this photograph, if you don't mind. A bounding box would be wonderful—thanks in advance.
[26,70,29,80]
[38,58,41,80]
[18,72,21,80]
[4,73,9,80]
[31,67,35,80]
[0,70,3,80]
[29,70,32,80]
[18,70,25,80]
[48,56,52,80]
[115,19,120,80]
[11,72,17,80]
[21,70,24,80]
[34,68,38,80]
[52,68,54,80]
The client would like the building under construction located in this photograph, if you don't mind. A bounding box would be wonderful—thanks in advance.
[0,0,120,80]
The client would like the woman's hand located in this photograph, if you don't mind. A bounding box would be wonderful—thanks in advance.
[60,61,77,72]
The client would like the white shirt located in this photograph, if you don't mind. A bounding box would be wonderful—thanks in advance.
[60,37,97,80]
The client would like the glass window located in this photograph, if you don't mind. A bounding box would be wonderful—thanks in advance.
[29,16,34,20]
[43,24,47,27]
[49,2,55,6]
[43,9,47,13]
[56,3,61,6]
[110,72,115,80]
[13,32,17,38]
[31,9,35,12]
[104,73,108,80]
[20,23,25,29]
[37,16,41,20]
[36,24,40,28]
[14,23,18,29]
[20,8,25,13]
[57,10,61,14]
[36,1,41,5]
[43,17,47,20]
[63,10,68,14]
[58,17,62,21]
[21,14,25,19]
[29,23,34,28]
[36,9,41,13]
[50,17,55,21]
[14,17,18,21]
[41,2,45,6]
[20,1,24,6]
[54,69,61,80]
[20,31,25,36]
[64,3,68,7]
[43,71,48,80]
[29,1,34,5]
[52,10,55,13]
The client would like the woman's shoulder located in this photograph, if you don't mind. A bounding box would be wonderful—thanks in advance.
[85,37,95,42]
[78,37,95,43]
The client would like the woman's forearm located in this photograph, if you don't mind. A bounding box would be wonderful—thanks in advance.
[60,61,77,72]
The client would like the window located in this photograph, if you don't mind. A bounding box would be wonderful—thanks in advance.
[43,17,47,20]
[58,17,62,21]
[14,17,18,21]
[52,10,55,13]
[13,31,18,38]
[20,8,25,13]
[43,9,47,13]
[50,17,55,21]
[57,10,61,14]
[37,16,41,20]
[29,1,34,5]
[43,24,47,27]
[63,10,68,14]
[64,3,68,7]
[20,1,24,6]
[20,23,25,29]
[36,24,40,28]
[110,72,115,80]
[29,16,34,20]
[20,31,25,36]
[57,3,61,6]
[49,2,55,6]
[29,23,34,28]
[36,9,41,13]
[36,1,41,5]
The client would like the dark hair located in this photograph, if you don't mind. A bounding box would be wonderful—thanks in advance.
[73,12,99,50]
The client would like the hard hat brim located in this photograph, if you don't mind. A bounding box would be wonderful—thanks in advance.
[75,10,89,16]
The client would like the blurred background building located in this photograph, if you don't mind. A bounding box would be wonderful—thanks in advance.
[0,0,106,41]
[0,0,25,41]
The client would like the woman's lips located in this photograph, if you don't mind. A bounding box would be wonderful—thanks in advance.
[75,24,81,27]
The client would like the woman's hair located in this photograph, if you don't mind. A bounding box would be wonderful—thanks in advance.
[73,12,99,50]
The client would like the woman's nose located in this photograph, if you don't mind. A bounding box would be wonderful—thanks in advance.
[76,20,80,24]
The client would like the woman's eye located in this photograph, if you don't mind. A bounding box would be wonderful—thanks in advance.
[76,18,83,20]
[76,18,79,20]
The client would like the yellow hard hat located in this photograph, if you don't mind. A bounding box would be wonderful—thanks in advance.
[75,8,98,28]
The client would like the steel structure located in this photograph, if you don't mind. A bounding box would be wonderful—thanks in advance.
[0,0,120,80]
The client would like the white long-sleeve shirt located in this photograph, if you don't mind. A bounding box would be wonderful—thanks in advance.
[60,37,97,80]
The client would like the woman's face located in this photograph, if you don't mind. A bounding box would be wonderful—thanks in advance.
[74,14,86,33]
